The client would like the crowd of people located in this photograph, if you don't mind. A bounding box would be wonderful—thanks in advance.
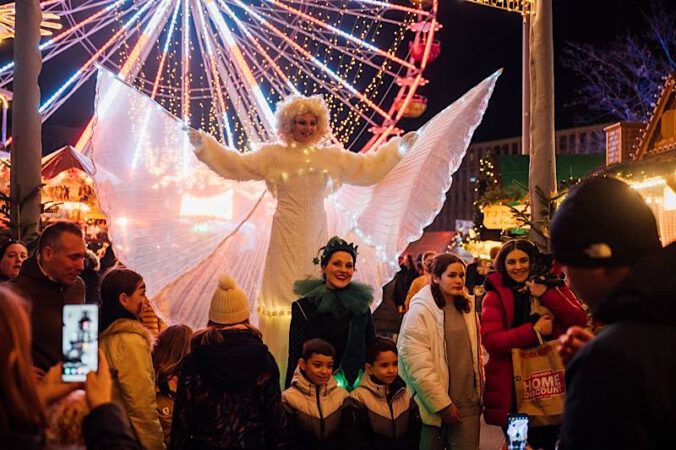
[0,145,674,448]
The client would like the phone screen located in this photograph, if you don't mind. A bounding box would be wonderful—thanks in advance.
[62,304,99,382]
[507,413,529,450]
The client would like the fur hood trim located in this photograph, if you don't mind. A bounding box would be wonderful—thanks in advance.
[99,318,152,346]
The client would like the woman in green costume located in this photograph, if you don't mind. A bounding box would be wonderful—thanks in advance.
[285,236,376,390]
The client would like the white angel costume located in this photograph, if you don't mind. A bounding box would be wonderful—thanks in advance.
[87,68,500,371]
[192,131,405,362]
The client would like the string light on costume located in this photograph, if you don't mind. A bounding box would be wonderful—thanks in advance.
[256,305,291,317]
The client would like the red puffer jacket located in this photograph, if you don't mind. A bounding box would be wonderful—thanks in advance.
[480,272,587,426]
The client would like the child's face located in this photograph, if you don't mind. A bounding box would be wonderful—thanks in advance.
[300,353,334,386]
[366,350,398,385]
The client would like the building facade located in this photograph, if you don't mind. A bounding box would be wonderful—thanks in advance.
[427,124,609,231]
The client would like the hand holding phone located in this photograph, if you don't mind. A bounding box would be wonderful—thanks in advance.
[62,304,99,382]
[36,363,82,406]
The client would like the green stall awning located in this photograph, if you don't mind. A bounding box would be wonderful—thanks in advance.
[498,154,605,193]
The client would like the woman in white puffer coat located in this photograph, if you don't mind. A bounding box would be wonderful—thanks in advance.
[398,253,483,450]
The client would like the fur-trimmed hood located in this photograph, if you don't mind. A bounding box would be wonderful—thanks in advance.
[99,318,152,347]
[98,317,164,450]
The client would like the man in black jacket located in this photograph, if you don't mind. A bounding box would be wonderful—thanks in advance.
[9,221,86,372]
[550,176,676,450]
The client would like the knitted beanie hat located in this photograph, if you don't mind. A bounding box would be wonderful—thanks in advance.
[208,275,249,325]
[550,176,661,268]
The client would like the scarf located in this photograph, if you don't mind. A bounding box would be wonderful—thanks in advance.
[293,277,374,318]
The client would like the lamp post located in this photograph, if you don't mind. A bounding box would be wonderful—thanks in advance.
[464,0,555,247]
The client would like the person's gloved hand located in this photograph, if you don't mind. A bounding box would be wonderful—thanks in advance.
[187,128,204,150]
[398,131,418,154]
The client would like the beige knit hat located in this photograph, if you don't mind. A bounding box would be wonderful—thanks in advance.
[208,275,249,325]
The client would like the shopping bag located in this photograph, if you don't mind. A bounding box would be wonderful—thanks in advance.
[511,331,565,426]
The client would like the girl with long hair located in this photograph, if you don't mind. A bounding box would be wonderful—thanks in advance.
[398,253,483,450]
[0,287,45,444]
[152,325,193,446]
[100,268,165,450]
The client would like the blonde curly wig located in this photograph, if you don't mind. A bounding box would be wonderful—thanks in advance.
[275,94,331,145]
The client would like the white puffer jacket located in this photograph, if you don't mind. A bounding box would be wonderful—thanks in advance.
[397,285,483,426]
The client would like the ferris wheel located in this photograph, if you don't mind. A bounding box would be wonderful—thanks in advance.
[1,0,441,151]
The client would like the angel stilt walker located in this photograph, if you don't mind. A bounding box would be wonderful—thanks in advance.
[187,95,412,370]
[88,68,501,374]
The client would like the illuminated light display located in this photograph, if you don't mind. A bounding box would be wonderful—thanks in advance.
[1,0,439,153]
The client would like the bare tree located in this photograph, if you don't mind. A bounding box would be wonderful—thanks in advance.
[562,1,675,123]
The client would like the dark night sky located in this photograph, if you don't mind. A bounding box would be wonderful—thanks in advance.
[35,0,658,148]
[398,0,657,141]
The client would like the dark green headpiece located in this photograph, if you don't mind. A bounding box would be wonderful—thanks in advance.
[313,236,358,266]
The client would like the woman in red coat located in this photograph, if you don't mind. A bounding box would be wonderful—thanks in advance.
[481,239,586,450]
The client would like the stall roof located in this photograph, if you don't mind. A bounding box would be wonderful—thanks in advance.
[41,145,95,179]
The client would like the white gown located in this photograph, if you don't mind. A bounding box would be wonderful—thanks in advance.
[87,67,501,370]
[192,135,403,365]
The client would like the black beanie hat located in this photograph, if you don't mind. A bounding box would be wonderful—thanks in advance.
[550,176,661,268]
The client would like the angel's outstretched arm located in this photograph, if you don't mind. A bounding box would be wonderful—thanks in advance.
[331,131,417,186]
[189,129,269,181]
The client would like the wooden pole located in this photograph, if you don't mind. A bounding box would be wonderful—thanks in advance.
[10,0,43,241]
[528,0,556,248]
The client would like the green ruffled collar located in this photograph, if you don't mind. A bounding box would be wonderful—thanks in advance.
[293,277,374,318]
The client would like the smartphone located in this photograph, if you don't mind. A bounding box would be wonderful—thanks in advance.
[62,304,99,382]
[506,413,529,450]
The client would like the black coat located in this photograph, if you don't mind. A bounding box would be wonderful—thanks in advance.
[8,255,85,371]
[170,327,287,450]
[558,242,676,450]
[285,296,376,389]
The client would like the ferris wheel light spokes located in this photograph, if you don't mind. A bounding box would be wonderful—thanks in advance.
[196,0,267,143]
[261,0,417,72]
[5,0,439,152]
[205,0,275,131]
[150,0,182,99]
